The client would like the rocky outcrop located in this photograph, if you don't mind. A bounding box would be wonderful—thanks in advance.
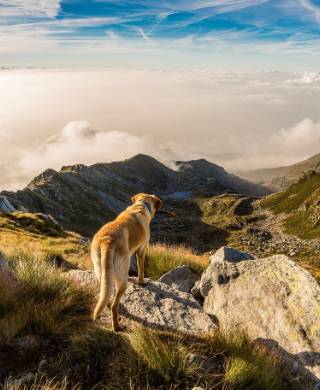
[198,246,320,381]
[67,270,216,334]
[0,196,16,214]
[0,250,18,289]
[158,265,199,292]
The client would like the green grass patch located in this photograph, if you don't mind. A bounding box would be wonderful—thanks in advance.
[261,171,320,214]
[146,243,208,280]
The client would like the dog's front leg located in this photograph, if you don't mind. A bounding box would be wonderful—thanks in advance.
[136,247,146,285]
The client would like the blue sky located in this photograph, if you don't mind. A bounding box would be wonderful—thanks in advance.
[1,0,320,69]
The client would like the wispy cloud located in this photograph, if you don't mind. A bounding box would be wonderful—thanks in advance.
[300,0,320,22]
[0,0,61,18]
[137,27,152,43]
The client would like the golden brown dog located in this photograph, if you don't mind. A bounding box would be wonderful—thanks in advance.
[91,193,162,331]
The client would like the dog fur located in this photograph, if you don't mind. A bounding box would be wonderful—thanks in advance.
[91,193,162,331]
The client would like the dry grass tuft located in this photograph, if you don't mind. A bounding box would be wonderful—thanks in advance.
[146,243,208,280]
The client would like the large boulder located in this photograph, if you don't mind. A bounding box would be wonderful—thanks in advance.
[0,250,18,289]
[158,265,199,292]
[68,270,216,334]
[199,246,320,382]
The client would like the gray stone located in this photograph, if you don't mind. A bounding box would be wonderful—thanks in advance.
[38,359,48,372]
[68,270,216,334]
[191,280,203,301]
[158,265,199,292]
[199,246,320,381]
[209,246,255,264]
[0,195,16,213]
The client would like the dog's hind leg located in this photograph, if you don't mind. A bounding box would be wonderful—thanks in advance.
[111,254,130,331]
[91,245,102,287]
[136,245,147,286]
[93,243,114,321]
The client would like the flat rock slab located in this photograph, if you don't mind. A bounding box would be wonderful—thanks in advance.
[158,265,199,292]
[68,270,216,334]
[199,246,320,382]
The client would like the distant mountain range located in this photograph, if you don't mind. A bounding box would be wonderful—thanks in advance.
[1,154,269,236]
[240,153,320,191]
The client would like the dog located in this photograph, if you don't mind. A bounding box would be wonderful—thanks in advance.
[91,193,162,331]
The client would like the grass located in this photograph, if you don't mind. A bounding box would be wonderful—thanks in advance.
[146,243,208,280]
[129,327,197,385]
[261,171,320,215]
[219,334,283,390]
[0,212,90,269]
[0,245,295,389]
[0,250,93,341]
[261,171,320,240]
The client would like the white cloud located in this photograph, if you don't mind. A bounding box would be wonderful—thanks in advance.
[285,72,320,84]
[9,121,197,188]
[0,0,61,18]
[1,69,320,189]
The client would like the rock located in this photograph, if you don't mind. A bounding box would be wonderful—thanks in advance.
[0,250,18,289]
[199,246,320,382]
[158,265,199,292]
[191,280,203,302]
[68,270,216,334]
[0,195,16,213]
[231,196,254,216]
[210,246,255,264]
[38,358,48,372]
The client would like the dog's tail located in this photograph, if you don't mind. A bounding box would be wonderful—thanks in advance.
[93,240,114,320]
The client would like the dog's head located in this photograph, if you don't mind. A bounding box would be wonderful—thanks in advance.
[131,193,162,216]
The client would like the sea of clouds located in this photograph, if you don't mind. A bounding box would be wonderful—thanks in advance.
[1,68,320,190]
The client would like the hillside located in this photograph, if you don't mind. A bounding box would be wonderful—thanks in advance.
[1,154,269,236]
[261,170,320,239]
[240,152,320,191]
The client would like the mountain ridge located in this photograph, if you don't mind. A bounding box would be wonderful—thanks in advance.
[1,154,269,236]
[240,152,320,191]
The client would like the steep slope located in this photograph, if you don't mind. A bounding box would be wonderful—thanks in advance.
[176,159,269,197]
[261,170,320,239]
[1,154,268,236]
[241,152,320,191]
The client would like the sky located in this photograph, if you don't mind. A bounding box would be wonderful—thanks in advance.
[1,0,320,69]
[1,68,320,190]
[1,1,320,190]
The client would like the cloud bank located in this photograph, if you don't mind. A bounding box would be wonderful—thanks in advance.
[1,68,320,190]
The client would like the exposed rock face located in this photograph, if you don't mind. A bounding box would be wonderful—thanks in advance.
[158,265,199,293]
[199,247,320,380]
[0,250,18,289]
[0,196,16,213]
[68,270,216,334]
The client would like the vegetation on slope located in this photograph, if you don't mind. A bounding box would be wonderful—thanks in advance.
[261,171,320,239]
[0,247,291,390]
[0,212,89,269]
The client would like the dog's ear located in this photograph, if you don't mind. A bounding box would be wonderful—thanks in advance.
[152,195,162,210]
[131,193,144,203]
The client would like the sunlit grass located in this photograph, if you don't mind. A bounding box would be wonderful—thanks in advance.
[146,243,208,280]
